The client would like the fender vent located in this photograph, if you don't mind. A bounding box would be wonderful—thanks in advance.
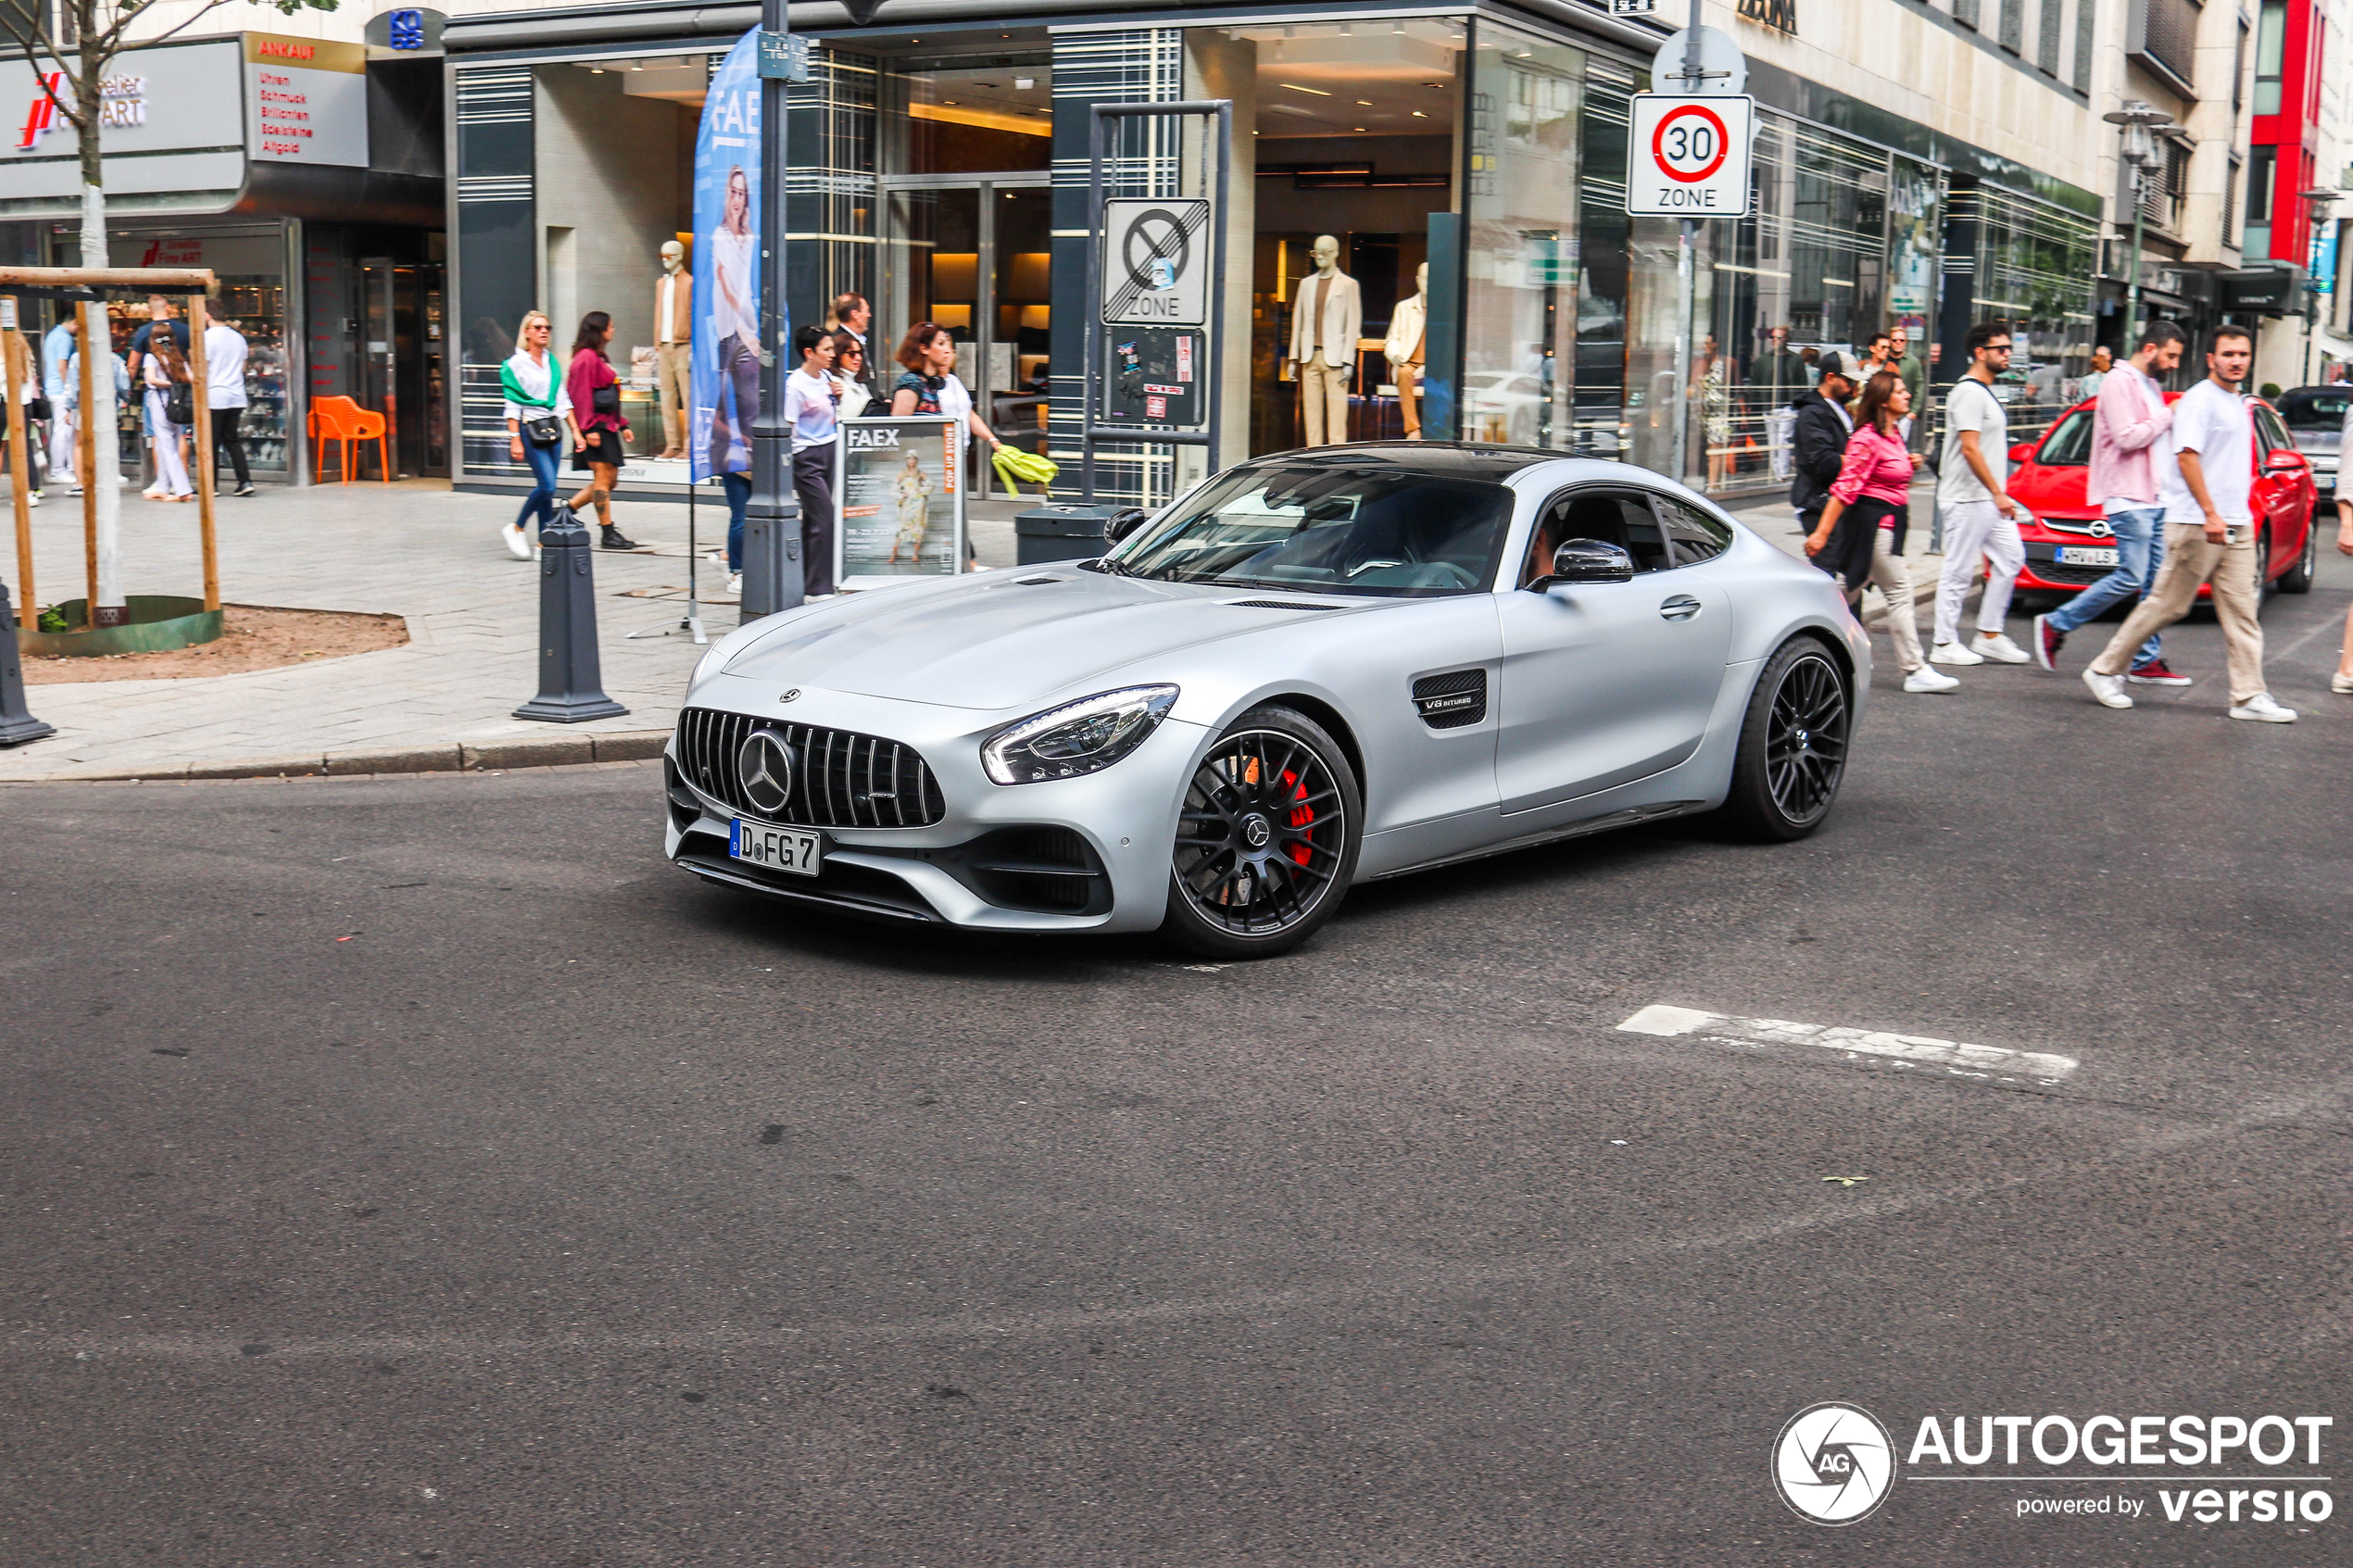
[1413,668,1488,729]
[1224,598,1345,611]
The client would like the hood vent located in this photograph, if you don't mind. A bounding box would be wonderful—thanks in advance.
[1224,598,1345,611]
[1413,668,1488,729]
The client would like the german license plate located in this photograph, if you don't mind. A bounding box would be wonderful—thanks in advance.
[2056,546,2120,567]
[730,819,822,876]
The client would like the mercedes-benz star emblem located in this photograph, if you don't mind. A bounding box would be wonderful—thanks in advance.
[1242,814,1273,848]
[779,688,801,703]
[736,729,796,817]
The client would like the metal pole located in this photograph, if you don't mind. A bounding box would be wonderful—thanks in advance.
[1669,0,1705,488]
[741,3,800,621]
[1082,107,1106,503]
[2123,165,2146,332]
[1208,102,1230,477]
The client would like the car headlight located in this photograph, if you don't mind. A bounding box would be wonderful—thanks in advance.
[982,685,1178,785]
[690,646,725,688]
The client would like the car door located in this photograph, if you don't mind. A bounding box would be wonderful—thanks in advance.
[2249,403,2308,580]
[1491,485,1735,814]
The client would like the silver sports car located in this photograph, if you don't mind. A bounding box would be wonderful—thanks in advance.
[664,444,1869,956]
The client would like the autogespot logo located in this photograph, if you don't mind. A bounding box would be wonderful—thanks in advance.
[1774,1402,1897,1525]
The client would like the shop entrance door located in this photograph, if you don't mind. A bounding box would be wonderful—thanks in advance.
[879,175,1052,495]
[359,259,449,479]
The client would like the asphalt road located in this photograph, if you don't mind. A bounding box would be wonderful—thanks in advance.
[4,554,2350,1566]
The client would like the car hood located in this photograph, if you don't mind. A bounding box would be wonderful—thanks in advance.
[720,569,1378,709]
[2290,428,2341,460]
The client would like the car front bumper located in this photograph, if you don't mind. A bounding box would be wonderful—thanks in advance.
[662,673,1209,935]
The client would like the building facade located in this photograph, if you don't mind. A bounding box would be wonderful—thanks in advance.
[429,0,2145,508]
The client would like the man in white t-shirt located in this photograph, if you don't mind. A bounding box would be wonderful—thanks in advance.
[2082,327,2294,721]
[1930,321,2031,665]
[203,311,252,496]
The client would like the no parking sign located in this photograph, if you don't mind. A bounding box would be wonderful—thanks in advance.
[1626,94,1755,218]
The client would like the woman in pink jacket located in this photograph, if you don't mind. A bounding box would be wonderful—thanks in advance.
[1805,371,1953,693]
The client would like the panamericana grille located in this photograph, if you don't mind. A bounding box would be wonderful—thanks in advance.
[674,707,946,827]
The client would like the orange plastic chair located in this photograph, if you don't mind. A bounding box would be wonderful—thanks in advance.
[310,395,390,484]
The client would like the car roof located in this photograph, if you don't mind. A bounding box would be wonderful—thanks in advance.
[1236,442,1567,482]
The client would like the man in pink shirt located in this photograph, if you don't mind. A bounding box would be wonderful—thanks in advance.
[2032,320,2185,679]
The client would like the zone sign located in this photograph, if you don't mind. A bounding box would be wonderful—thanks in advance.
[1626,94,1755,217]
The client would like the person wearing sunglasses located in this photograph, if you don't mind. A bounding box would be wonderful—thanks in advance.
[1931,321,2032,666]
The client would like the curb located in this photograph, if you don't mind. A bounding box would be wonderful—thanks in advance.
[3,728,671,784]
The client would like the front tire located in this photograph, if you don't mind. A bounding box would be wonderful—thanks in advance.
[2279,520,2316,594]
[1161,705,1363,959]
[1718,638,1851,842]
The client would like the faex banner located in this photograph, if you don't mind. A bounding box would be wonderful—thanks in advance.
[689,30,779,485]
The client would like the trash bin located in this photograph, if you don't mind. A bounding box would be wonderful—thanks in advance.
[1014,503,1145,566]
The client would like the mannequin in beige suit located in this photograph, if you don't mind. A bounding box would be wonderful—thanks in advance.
[1285,234,1362,446]
[652,240,693,459]
[1384,261,1429,439]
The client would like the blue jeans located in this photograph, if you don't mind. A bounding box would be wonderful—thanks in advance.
[722,471,750,571]
[514,435,560,533]
[2045,505,2162,667]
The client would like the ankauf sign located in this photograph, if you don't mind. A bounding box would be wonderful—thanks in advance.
[243,31,368,167]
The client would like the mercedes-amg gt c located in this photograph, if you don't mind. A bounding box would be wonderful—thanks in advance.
[665,444,1868,956]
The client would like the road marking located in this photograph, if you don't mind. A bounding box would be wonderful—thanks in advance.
[1617,1004,2079,1084]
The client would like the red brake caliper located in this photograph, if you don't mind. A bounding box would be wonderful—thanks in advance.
[1283,768,1315,866]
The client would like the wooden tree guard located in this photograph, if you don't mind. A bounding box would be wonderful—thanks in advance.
[186,291,218,610]
[2,308,31,630]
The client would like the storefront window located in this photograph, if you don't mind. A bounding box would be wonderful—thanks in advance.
[1462,19,1585,450]
[1957,184,2096,430]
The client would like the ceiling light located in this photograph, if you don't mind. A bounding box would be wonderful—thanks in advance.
[1393,20,1405,33]
[1356,100,1373,107]
[628,61,644,71]
[1015,76,1035,89]
[1424,82,1446,89]
[1411,109,1428,118]
[942,99,958,105]
[1353,127,1367,132]
[1281,82,1332,96]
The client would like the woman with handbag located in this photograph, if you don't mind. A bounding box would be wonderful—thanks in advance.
[1804,370,1954,695]
[563,310,638,551]
[501,311,583,560]
[141,322,197,503]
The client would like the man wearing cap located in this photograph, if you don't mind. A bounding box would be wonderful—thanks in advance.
[1790,348,1859,535]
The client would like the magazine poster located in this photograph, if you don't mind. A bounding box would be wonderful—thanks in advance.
[836,416,964,585]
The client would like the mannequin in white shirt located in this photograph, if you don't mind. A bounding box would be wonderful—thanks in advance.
[651,240,691,459]
[1384,262,1429,439]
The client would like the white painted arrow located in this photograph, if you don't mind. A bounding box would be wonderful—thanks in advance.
[1617,1005,2079,1083]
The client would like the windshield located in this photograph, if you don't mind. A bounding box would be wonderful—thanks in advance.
[1109,465,1516,596]
[2035,407,2094,466]
[2276,389,2351,429]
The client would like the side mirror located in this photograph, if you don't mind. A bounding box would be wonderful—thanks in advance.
[2262,449,2307,473]
[1102,507,1151,544]
[1534,537,1636,587]
[2008,442,2036,466]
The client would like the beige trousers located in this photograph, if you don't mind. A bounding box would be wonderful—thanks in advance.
[655,342,691,447]
[1299,351,1350,446]
[1395,361,1423,436]
[2089,522,2266,702]
[1856,528,1925,673]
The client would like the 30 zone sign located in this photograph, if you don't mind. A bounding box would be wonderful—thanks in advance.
[1626,94,1755,217]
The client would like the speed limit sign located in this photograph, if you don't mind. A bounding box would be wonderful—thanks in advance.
[1626,94,1755,217]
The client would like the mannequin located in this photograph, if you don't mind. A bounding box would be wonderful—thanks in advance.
[652,239,692,459]
[1384,261,1429,439]
[1284,234,1363,446]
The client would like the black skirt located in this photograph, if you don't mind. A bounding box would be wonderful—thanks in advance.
[572,427,626,470]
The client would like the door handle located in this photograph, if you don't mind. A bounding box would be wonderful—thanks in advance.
[1659,594,1703,621]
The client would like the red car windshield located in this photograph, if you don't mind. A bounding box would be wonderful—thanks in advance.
[2034,407,2093,466]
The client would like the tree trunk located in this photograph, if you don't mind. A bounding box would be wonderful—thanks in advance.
[76,15,121,623]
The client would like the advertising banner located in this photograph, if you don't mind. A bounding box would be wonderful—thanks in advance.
[244,32,369,166]
[835,417,964,588]
[689,30,768,485]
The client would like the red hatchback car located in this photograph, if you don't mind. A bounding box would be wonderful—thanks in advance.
[2004,393,2320,604]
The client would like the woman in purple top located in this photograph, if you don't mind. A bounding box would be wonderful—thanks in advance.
[564,311,637,550]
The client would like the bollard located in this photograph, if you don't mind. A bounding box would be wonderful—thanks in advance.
[513,508,628,723]
[738,492,801,624]
[0,580,55,746]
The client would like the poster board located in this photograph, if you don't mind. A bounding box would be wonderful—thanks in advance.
[836,416,965,589]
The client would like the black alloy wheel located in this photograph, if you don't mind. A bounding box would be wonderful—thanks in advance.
[1719,638,1850,842]
[1163,705,1362,958]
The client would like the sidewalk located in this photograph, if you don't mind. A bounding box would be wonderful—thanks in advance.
[1,478,1028,783]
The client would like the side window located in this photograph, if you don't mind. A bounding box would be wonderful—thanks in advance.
[1655,494,1736,566]
[2253,405,2292,454]
[1522,489,1670,584]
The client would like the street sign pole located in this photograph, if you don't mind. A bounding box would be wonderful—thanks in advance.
[742,4,799,619]
[1674,0,1702,489]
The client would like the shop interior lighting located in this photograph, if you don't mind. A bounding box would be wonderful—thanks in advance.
[1411,110,1428,118]
[1281,82,1332,95]
[1356,99,1373,106]
[1014,76,1035,89]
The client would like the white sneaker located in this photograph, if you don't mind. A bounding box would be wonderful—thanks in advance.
[501,521,532,561]
[2331,671,2353,695]
[24,489,37,507]
[1902,666,1959,694]
[2082,669,2133,709]
[2226,694,2297,723]
[1931,641,1985,666]
[725,572,742,595]
[1973,632,2032,664]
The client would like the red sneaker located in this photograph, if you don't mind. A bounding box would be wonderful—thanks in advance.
[2032,613,2064,671]
[2126,659,2194,686]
